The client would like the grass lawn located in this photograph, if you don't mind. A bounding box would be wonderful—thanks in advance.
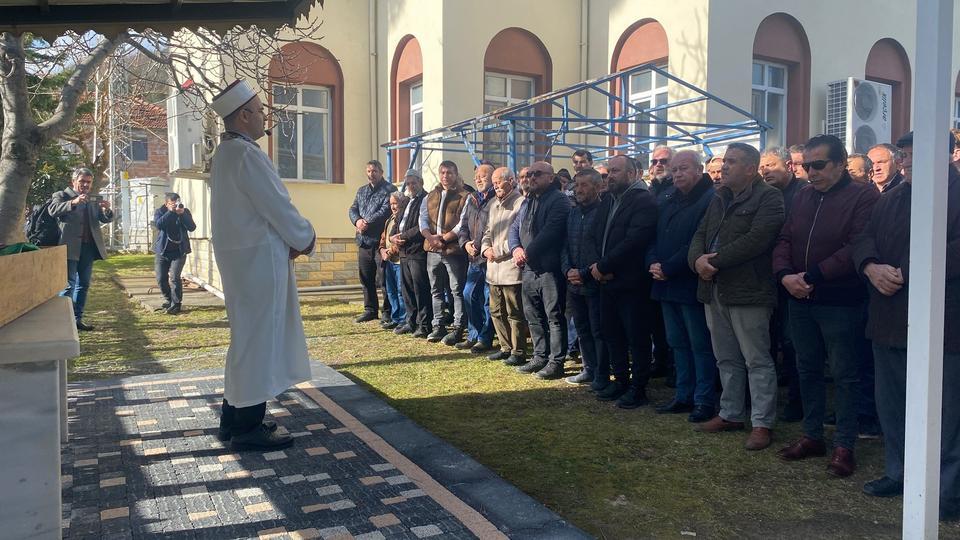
[73,254,960,539]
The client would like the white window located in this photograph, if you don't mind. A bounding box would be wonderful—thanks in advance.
[410,83,424,169]
[752,60,788,149]
[273,85,333,182]
[483,72,535,165]
[628,66,669,169]
[953,96,960,129]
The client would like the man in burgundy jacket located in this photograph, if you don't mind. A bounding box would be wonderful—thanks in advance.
[772,134,879,478]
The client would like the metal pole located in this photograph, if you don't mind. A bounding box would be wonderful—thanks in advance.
[904,0,953,537]
[507,122,517,173]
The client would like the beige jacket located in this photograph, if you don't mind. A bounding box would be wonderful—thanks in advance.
[480,189,524,285]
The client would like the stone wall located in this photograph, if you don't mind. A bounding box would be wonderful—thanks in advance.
[293,237,359,287]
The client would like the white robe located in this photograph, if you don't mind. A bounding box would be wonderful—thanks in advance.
[209,137,316,408]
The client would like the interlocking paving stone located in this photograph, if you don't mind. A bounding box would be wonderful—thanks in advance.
[62,369,586,540]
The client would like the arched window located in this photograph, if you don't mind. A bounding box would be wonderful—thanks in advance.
[268,42,345,183]
[483,28,552,166]
[390,35,423,179]
[752,13,811,147]
[865,38,911,141]
[610,19,669,165]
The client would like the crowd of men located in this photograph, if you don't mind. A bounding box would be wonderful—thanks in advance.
[350,129,960,519]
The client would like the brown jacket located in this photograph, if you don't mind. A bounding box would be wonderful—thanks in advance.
[421,184,468,256]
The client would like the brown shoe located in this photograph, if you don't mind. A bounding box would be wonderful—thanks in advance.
[695,415,745,433]
[777,436,827,461]
[826,447,856,477]
[745,427,772,450]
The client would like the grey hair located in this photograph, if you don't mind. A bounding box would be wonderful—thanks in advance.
[672,149,703,167]
[707,155,724,165]
[72,167,94,180]
[652,145,676,158]
[760,146,791,164]
[389,191,407,204]
[869,143,902,162]
[726,143,761,169]
[849,153,873,170]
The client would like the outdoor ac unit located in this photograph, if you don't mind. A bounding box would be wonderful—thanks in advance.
[166,91,204,172]
[826,77,893,155]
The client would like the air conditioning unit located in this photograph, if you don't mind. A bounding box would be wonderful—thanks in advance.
[166,91,205,172]
[826,77,893,155]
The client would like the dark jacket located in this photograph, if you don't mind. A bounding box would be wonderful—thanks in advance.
[588,181,658,291]
[852,167,960,352]
[773,173,879,306]
[561,198,602,296]
[391,190,427,259]
[780,176,808,217]
[878,171,904,194]
[49,187,114,261]
[648,175,714,304]
[650,175,674,205]
[348,179,397,248]
[517,183,571,274]
[153,206,197,256]
[688,175,785,307]
[458,187,494,265]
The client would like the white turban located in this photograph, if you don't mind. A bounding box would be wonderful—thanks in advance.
[211,79,256,118]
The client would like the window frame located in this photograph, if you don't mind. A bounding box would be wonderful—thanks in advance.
[483,71,536,163]
[272,84,334,184]
[626,65,669,168]
[751,59,789,148]
[953,96,960,129]
[410,82,424,169]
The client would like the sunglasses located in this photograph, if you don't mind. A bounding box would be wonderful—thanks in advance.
[801,160,831,172]
[650,158,670,166]
[529,170,550,178]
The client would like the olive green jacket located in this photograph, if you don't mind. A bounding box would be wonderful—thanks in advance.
[687,175,785,307]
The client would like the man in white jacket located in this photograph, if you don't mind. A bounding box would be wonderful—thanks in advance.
[209,80,317,451]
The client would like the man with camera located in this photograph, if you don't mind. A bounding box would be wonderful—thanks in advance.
[153,193,197,315]
[49,167,114,331]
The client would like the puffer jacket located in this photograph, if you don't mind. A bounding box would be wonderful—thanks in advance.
[561,198,602,296]
[773,173,879,306]
[481,189,524,285]
[648,175,714,304]
[688,174,785,307]
[348,179,397,248]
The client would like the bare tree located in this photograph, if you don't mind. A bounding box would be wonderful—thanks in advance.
[0,22,328,245]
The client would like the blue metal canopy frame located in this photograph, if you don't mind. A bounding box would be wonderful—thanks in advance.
[382,63,770,181]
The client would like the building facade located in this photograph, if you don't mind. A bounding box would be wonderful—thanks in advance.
[173,0,960,290]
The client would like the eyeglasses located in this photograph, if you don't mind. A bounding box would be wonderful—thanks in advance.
[651,158,670,166]
[529,170,550,178]
[801,160,831,172]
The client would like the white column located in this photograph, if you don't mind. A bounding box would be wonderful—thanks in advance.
[904,0,954,537]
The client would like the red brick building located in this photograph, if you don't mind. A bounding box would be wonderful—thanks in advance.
[123,99,169,181]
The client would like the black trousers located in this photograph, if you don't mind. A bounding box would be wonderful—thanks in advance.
[521,269,567,363]
[401,254,432,331]
[358,245,380,315]
[219,399,266,437]
[650,299,671,366]
[601,286,652,389]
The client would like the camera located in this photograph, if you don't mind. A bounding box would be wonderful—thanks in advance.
[176,203,185,209]
[87,195,103,203]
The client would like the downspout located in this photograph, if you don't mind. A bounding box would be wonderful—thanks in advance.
[579,0,590,147]
[369,0,380,159]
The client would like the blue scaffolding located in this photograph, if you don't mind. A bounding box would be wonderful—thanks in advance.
[382,63,770,181]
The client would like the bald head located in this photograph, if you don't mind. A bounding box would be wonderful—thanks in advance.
[671,150,704,194]
[527,161,555,195]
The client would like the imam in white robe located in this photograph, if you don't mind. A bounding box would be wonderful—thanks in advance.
[209,136,316,408]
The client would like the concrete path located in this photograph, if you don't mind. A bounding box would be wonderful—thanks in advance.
[62,363,590,539]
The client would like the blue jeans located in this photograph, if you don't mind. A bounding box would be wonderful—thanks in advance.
[789,301,860,449]
[463,263,493,345]
[61,242,99,321]
[155,252,187,304]
[662,301,716,407]
[383,261,406,325]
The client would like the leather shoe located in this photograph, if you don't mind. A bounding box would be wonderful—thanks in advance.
[503,354,527,366]
[487,350,511,361]
[230,423,293,451]
[381,321,398,330]
[517,357,548,374]
[596,380,628,402]
[218,421,278,442]
[355,312,377,323]
[441,326,465,346]
[745,427,772,451]
[394,324,413,335]
[535,361,565,380]
[655,399,693,414]
[688,404,715,423]
[826,447,856,477]
[616,387,649,409]
[427,327,447,343]
[76,320,95,332]
[863,476,903,498]
[777,436,827,461]
[470,342,492,354]
[695,415,745,433]
[565,371,593,385]
[455,339,477,350]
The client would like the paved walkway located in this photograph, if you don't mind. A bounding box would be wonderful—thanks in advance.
[63,363,589,540]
